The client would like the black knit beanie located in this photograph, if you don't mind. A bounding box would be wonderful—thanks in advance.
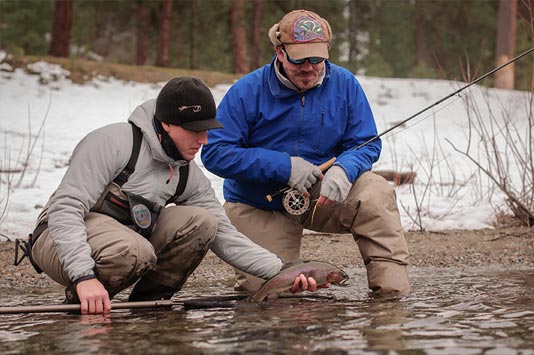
[155,77,223,132]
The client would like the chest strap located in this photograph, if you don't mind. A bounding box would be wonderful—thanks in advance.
[114,122,189,201]
[114,123,143,187]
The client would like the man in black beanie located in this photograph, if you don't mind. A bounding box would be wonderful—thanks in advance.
[28,77,318,314]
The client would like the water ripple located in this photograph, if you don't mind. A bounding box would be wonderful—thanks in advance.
[0,266,533,354]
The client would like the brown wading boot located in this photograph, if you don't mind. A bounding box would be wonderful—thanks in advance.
[128,277,179,302]
[64,284,80,304]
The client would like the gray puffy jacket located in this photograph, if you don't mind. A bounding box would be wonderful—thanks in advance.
[45,99,282,283]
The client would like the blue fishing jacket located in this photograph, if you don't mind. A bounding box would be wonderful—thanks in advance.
[201,59,381,211]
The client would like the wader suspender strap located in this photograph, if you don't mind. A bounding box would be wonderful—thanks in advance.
[114,123,143,187]
[114,122,189,199]
[16,124,143,273]
[167,164,189,205]
[18,123,190,272]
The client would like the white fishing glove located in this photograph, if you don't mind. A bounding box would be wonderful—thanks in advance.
[320,166,352,203]
[288,157,322,194]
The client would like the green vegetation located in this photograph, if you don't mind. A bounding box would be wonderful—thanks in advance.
[0,0,532,89]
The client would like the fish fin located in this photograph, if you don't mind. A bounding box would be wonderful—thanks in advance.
[266,294,279,302]
[246,294,262,303]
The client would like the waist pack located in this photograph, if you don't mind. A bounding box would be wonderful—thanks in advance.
[92,183,163,238]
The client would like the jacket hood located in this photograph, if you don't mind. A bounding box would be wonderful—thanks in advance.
[127,99,187,167]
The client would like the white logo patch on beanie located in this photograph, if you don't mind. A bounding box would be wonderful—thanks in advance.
[178,105,202,112]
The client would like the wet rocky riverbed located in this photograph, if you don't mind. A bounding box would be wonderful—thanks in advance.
[1,266,534,354]
[1,229,533,354]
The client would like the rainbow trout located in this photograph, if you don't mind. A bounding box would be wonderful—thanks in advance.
[249,260,349,302]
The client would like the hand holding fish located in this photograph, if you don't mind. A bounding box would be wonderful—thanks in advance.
[249,260,349,302]
[289,274,330,293]
[290,274,318,293]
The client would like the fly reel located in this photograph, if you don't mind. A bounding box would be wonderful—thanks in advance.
[264,157,337,216]
[282,189,310,215]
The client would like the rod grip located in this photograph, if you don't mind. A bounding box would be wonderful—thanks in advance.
[318,157,336,172]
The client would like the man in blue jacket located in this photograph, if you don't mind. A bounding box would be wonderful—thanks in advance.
[202,10,411,295]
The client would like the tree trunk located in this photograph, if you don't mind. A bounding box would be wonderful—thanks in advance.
[347,0,357,65]
[415,10,431,67]
[231,0,249,74]
[157,0,172,67]
[251,0,263,69]
[494,0,517,89]
[136,0,149,66]
[188,2,196,70]
[49,0,72,58]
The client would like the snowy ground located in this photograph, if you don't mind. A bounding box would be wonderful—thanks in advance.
[1,58,532,239]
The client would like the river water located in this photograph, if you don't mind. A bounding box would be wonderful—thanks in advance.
[1,266,534,354]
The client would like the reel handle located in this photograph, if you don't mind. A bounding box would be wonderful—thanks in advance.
[264,157,336,202]
[265,186,290,202]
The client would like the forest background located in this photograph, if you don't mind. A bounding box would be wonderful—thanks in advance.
[0,0,533,231]
[1,0,533,91]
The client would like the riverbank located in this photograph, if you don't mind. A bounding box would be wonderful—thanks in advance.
[1,227,533,293]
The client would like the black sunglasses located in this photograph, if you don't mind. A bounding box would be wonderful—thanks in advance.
[281,47,325,65]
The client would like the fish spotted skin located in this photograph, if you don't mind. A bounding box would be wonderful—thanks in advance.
[248,260,349,302]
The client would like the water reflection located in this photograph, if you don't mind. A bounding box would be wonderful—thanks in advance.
[1,266,534,355]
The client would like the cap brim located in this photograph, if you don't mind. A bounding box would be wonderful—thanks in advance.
[284,42,329,60]
[180,118,224,132]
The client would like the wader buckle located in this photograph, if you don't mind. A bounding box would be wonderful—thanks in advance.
[13,223,46,273]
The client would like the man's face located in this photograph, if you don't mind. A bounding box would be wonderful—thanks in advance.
[276,46,325,91]
[162,123,207,161]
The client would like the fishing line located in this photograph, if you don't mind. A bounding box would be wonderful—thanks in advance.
[353,47,534,151]
[378,91,465,142]
[266,47,534,214]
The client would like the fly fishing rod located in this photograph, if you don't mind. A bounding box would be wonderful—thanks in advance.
[0,295,250,314]
[0,293,336,314]
[266,47,534,215]
[0,300,176,314]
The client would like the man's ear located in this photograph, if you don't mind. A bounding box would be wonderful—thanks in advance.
[161,121,172,133]
[275,46,284,61]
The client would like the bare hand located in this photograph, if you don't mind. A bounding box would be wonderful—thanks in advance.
[289,274,330,293]
[76,278,111,315]
[316,195,335,207]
